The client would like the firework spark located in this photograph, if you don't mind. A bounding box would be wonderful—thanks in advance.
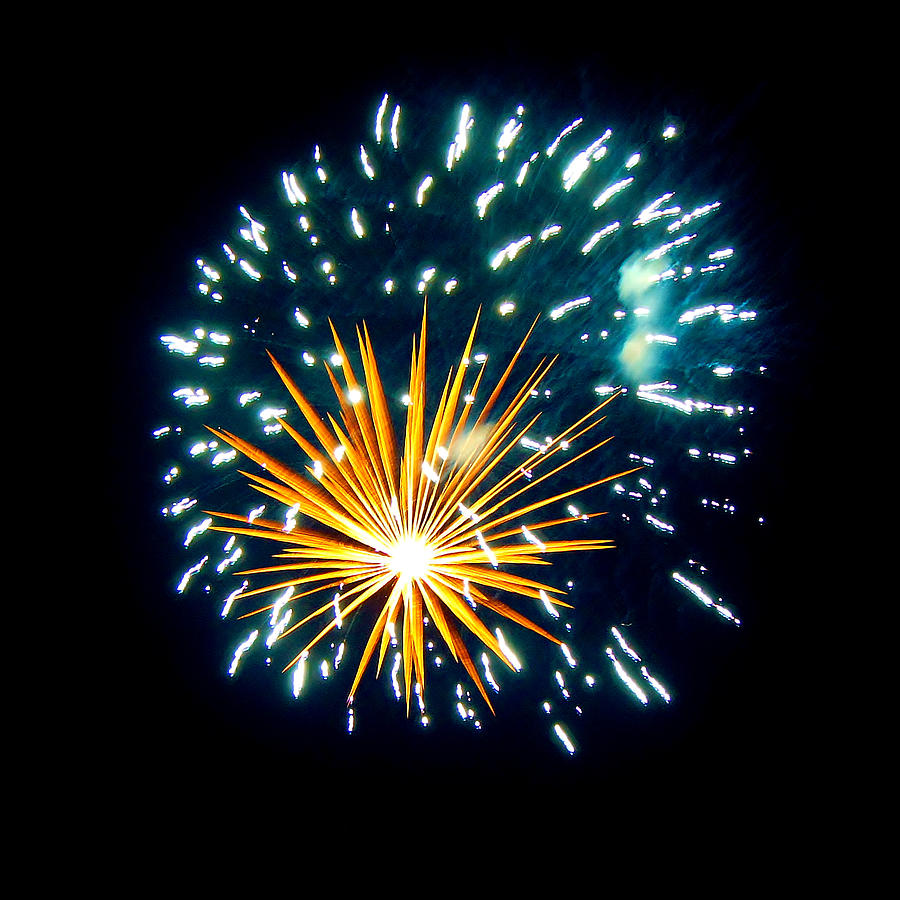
[205,304,638,713]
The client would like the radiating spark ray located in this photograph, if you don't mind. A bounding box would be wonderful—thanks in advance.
[205,306,624,714]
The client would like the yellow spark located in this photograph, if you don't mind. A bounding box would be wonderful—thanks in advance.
[205,304,638,714]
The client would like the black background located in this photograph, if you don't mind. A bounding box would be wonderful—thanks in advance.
[77,18,836,861]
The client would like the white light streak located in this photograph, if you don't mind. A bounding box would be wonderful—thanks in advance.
[221,580,249,618]
[458,502,480,523]
[497,115,523,161]
[667,200,721,233]
[611,626,641,662]
[495,628,522,671]
[646,513,675,533]
[635,390,694,415]
[515,151,539,186]
[268,588,294,625]
[481,652,501,693]
[606,647,648,704]
[375,93,389,143]
[167,497,197,517]
[642,666,671,703]
[291,651,308,697]
[237,391,261,408]
[184,517,212,547]
[476,529,498,568]
[446,103,474,170]
[539,224,562,241]
[672,571,741,625]
[634,192,681,227]
[160,335,199,356]
[490,235,532,270]
[555,670,569,698]
[391,652,402,699]
[215,545,242,573]
[350,207,365,238]
[561,130,611,191]
[238,259,262,281]
[546,117,583,157]
[520,525,545,551]
[239,206,268,252]
[282,171,307,205]
[549,296,591,321]
[266,608,292,648]
[228,630,259,676]
[581,222,620,254]
[476,182,503,218]
[538,589,560,619]
[593,177,633,208]
[553,722,576,755]
[359,145,375,180]
[415,175,433,207]
[172,388,209,406]
[176,556,207,593]
[645,233,697,262]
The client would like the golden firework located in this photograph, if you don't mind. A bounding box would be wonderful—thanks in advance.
[205,305,638,714]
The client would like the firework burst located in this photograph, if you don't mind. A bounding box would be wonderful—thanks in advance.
[153,86,769,749]
[205,303,637,713]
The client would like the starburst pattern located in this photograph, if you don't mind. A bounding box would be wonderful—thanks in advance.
[206,304,637,713]
[152,87,770,749]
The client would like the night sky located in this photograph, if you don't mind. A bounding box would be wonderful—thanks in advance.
[86,24,834,847]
